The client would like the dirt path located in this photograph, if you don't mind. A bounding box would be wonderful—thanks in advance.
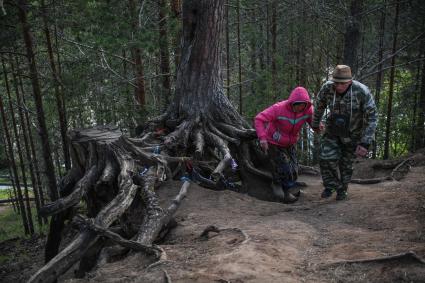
[85,167,425,283]
[1,167,424,282]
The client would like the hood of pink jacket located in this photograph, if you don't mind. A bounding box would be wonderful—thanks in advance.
[286,87,312,111]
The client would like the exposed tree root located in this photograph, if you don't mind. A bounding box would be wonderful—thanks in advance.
[326,251,425,266]
[350,176,393,184]
[28,126,193,283]
[33,119,419,283]
[199,225,250,245]
[73,214,162,257]
[351,157,414,184]
[162,268,172,283]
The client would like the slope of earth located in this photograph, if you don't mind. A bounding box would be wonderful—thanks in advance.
[76,165,425,282]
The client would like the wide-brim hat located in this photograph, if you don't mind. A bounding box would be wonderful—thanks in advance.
[331,65,352,82]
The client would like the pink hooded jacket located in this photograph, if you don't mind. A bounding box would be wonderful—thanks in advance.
[254,87,313,148]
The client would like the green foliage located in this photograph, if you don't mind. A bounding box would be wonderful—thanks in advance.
[375,68,418,158]
[0,0,423,173]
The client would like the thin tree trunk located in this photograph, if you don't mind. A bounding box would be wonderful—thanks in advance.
[226,0,230,98]
[122,49,133,129]
[373,1,386,158]
[129,0,146,108]
[383,1,400,159]
[271,0,277,100]
[2,57,34,234]
[258,5,265,70]
[18,70,46,209]
[41,0,71,171]
[415,55,425,149]
[18,0,59,201]
[18,0,62,262]
[9,55,43,227]
[1,134,18,213]
[53,144,62,178]
[411,63,421,151]
[414,17,425,150]
[158,0,172,108]
[0,58,30,235]
[236,0,242,114]
[249,8,257,97]
[170,0,182,69]
[266,2,270,66]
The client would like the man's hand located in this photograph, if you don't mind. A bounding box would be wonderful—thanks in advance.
[312,122,325,133]
[260,139,269,154]
[355,144,368,158]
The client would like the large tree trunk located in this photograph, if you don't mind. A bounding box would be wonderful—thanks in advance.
[343,0,363,73]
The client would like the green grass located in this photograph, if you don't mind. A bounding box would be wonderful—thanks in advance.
[0,188,14,200]
[0,188,35,200]
[0,205,48,241]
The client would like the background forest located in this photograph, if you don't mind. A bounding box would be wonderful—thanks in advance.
[0,0,425,235]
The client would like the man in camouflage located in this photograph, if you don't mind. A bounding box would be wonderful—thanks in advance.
[311,65,377,200]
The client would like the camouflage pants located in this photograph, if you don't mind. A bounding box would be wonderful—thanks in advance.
[319,134,356,191]
[268,144,298,190]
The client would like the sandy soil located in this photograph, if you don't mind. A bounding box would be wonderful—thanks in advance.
[1,163,425,282]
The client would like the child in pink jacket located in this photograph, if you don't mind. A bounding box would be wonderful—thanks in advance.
[255,86,319,203]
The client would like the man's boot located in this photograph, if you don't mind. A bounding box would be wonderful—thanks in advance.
[321,188,334,198]
[336,185,348,201]
[283,188,298,203]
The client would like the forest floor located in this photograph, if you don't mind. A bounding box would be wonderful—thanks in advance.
[1,156,425,282]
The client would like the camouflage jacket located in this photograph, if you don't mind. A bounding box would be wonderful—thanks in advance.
[312,80,377,145]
